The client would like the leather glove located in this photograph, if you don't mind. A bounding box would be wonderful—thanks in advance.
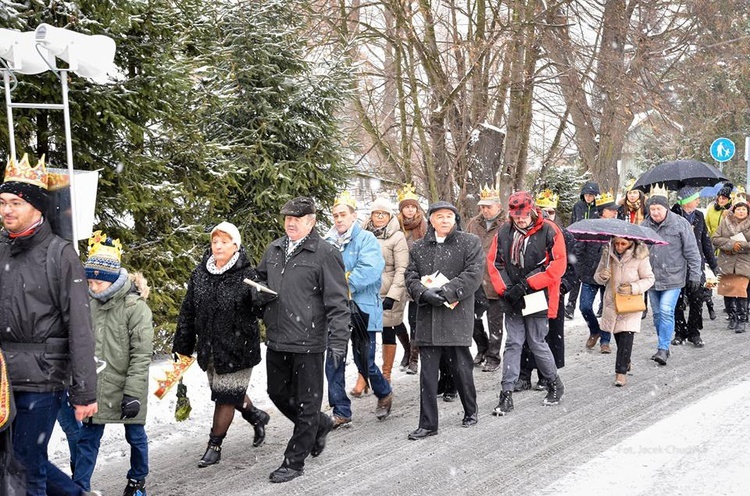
[120,395,141,419]
[421,288,447,307]
[327,348,346,370]
[382,297,395,310]
[598,268,611,283]
[617,283,632,295]
[504,283,526,305]
[687,280,702,293]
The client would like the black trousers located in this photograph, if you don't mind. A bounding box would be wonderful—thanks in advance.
[520,296,565,380]
[674,283,704,340]
[266,349,326,471]
[418,346,476,431]
[472,299,504,364]
[614,332,635,374]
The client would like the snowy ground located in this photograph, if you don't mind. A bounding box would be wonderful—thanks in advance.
[49,295,750,495]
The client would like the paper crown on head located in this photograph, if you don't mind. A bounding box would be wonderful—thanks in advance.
[595,190,617,208]
[648,184,669,199]
[85,230,123,283]
[397,183,419,204]
[535,189,559,209]
[333,190,357,210]
[622,177,637,193]
[3,154,48,190]
[478,183,501,205]
[731,185,746,200]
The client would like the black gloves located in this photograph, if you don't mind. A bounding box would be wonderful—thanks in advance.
[421,288,447,307]
[382,297,395,310]
[504,283,526,305]
[121,395,141,419]
[327,348,346,370]
[687,280,702,293]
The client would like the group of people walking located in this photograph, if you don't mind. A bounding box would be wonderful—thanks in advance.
[2,150,746,494]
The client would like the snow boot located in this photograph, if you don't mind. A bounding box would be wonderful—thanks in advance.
[493,390,513,416]
[350,374,370,397]
[406,345,419,375]
[652,348,669,366]
[375,393,393,420]
[241,406,270,447]
[123,478,146,496]
[542,375,565,406]
[381,344,397,384]
[396,327,411,370]
[198,434,223,468]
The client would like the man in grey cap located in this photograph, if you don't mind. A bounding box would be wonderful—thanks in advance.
[256,197,351,483]
[670,186,718,347]
[404,201,483,439]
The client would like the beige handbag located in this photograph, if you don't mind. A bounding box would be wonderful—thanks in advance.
[717,273,749,298]
[611,261,646,315]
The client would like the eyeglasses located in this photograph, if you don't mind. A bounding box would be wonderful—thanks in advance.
[372,211,390,218]
[0,199,29,210]
[613,241,632,246]
[544,209,556,215]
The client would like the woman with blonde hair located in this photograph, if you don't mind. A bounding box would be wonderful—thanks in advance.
[594,237,655,386]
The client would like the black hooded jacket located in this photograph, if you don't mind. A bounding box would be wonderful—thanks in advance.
[570,181,600,224]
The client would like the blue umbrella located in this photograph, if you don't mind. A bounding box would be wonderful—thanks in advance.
[700,181,736,198]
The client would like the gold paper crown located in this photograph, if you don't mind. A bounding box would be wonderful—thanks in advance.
[622,177,637,193]
[649,183,669,199]
[732,185,746,200]
[4,154,48,190]
[535,189,559,209]
[732,193,749,208]
[333,191,357,210]
[397,183,419,203]
[87,230,123,262]
[479,183,500,202]
[595,190,616,207]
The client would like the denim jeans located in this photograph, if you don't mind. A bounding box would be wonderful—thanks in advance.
[649,288,682,350]
[364,331,392,400]
[74,422,149,491]
[13,391,84,496]
[325,351,352,419]
[580,283,609,343]
[57,390,82,471]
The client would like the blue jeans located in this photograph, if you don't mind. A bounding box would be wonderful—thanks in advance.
[649,288,682,350]
[57,390,82,471]
[580,283,609,343]
[325,351,352,419]
[74,422,149,491]
[364,331,392,400]
[13,391,84,496]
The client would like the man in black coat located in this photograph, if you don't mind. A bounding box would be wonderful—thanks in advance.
[671,186,718,347]
[0,154,98,495]
[404,201,484,440]
[565,181,600,318]
[256,197,351,483]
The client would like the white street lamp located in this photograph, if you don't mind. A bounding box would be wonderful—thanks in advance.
[0,25,115,250]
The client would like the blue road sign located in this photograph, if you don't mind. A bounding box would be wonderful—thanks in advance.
[711,137,735,163]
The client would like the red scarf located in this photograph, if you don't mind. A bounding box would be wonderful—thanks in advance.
[7,218,44,239]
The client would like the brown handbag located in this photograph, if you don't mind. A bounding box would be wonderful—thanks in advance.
[611,261,646,315]
[717,273,749,298]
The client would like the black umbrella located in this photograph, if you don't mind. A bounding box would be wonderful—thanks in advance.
[568,218,668,245]
[348,299,371,388]
[632,159,728,192]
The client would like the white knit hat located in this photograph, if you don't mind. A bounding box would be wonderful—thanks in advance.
[211,221,242,247]
[369,197,394,215]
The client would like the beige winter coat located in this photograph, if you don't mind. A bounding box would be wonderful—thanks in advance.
[711,212,750,278]
[366,215,409,327]
[594,242,655,334]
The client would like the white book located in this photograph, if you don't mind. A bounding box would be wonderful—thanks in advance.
[522,290,548,316]
[730,232,747,242]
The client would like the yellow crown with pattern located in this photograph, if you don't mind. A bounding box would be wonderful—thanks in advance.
[622,177,637,193]
[535,189,559,209]
[649,183,669,199]
[333,190,357,210]
[3,154,48,189]
[595,190,616,207]
[479,183,500,202]
[397,183,419,203]
[87,230,123,262]
[731,185,746,200]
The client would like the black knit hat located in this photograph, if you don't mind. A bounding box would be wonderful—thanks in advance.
[718,182,734,199]
[0,181,49,213]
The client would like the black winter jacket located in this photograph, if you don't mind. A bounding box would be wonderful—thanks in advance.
[0,221,97,405]
[671,204,718,277]
[256,230,351,354]
[173,248,263,374]
[573,240,605,286]
[570,181,600,224]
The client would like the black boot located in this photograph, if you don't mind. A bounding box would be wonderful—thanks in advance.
[242,407,270,447]
[396,329,411,370]
[542,375,565,405]
[198,434,223,468]
[728,298,738,330]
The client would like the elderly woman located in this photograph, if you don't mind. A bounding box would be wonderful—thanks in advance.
[594,237,655,386]
[173,222,272,468]
[711,195,750,333]
[361,197,409,387]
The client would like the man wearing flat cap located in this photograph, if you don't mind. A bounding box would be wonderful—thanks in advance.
[404,201,483,440]
[670,186,718,347]
[256,196,350,483]
[0,154,98,495]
